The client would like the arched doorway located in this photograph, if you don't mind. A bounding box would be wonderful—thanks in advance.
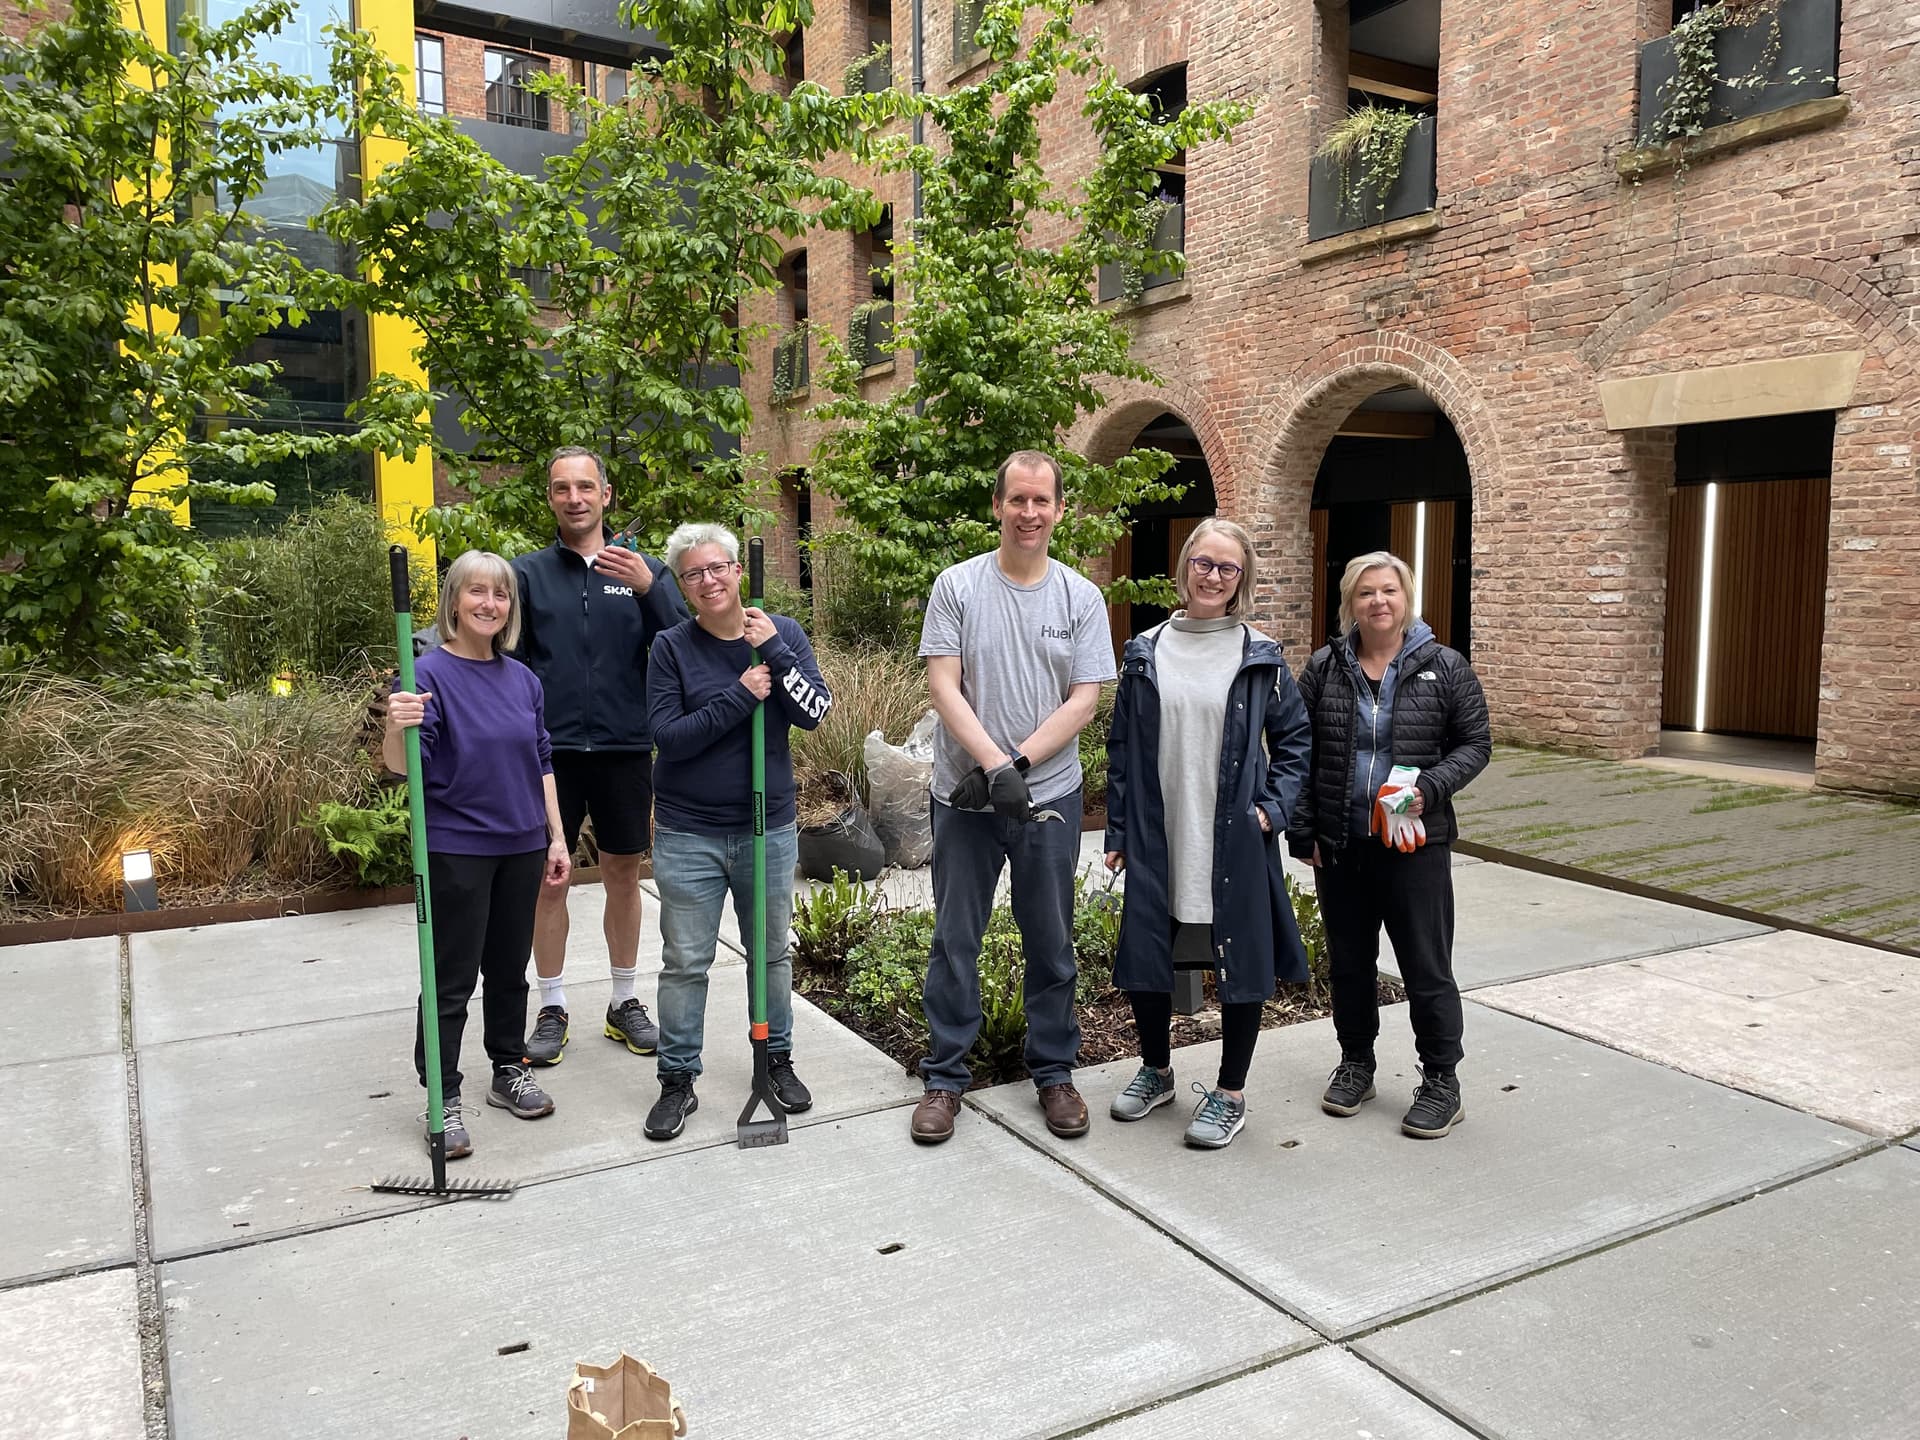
[1110,412,1217,641]
[1309,385,1472,653]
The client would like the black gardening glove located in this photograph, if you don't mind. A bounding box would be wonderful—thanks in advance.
[987,761,1032,822]
[947,765,990,811]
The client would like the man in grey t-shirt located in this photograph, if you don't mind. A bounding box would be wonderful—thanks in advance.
[909,450,1116,1145]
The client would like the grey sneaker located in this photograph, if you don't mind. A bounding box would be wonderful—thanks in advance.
[1109,1065,1177,1121]
[486,1065,555,1119]
[420,1099,472,1160]
[604,998,659,1055]
[1184,1084,1247,1150]
[1402,1067,1464,1139]
[526,1005,569,1066]
[1321,1052,1377,1117]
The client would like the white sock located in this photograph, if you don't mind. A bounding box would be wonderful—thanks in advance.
[609,965,638,1007]
[539,974,567,1013]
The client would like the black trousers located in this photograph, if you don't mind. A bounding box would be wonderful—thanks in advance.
[1127,990,1264,1091]
[1313,841,1464,1070]
[414,849,544,1100]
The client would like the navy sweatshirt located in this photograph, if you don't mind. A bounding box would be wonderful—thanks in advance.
[509,532,689,753]
[406,648,554,856]
[647,615,832,835]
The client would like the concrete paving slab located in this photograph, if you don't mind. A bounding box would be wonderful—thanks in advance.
[130,883,692,1047]
[970,1006,1867,1336]
[1379,862,1771,990]
[1080,1346,1473,1438]
[0,1269,144,1440]
[0,936,121,1065]
[1476,930,1920,1136]
[160,1108,1313,1440]
[141,972,921,1259]
[1358,1147,1920,1440]
[5,1054,132,1283]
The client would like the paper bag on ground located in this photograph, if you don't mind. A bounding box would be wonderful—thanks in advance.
[566,1353,687,1439]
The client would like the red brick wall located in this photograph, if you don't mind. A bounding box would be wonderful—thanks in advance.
[742,0,1920,796]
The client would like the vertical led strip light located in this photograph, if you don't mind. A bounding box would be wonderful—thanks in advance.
[1694,482,1718,732]
[1412,501,1427,617]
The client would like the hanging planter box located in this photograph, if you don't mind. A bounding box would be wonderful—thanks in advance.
[1637,0,1841,145]
[1306,114,1437,243]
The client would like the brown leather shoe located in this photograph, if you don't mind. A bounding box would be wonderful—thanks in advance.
[1037,1082,1090,1138]
[910,1089,961,1144]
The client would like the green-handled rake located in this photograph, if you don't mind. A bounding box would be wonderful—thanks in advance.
[371,544,517,1200]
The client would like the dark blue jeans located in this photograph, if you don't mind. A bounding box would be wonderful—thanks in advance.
[921,794,1082,1092]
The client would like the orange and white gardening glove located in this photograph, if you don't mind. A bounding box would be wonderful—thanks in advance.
[1374,766,1427,852]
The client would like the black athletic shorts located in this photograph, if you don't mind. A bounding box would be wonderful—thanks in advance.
[551,751,655,857]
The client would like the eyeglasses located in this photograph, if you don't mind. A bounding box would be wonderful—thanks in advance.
[679,561,740,586]
[1187,556,1244,581]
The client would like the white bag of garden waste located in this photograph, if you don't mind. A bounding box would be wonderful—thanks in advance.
[865,711,938,869]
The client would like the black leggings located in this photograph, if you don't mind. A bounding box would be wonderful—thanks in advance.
[1127,990,1264,1091]
[414,849,544,1100]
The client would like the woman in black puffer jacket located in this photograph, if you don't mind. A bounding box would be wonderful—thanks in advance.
[1287,550,1489,1140]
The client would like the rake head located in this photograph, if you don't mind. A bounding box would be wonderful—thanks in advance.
[370,1174,518,1199]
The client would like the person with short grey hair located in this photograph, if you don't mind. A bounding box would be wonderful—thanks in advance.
[1287,550,1489,1139]
[511,447,688,1071]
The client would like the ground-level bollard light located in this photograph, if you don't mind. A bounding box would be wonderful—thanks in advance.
[122,849,158,913]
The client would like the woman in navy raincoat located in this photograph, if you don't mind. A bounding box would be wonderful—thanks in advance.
[1102,518,1312,1148]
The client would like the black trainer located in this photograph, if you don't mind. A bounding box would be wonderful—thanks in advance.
[604,998,659,1055]
[645,1073,698,1140]
[767,1052,813,1113]
[487,1064,555,1119]
[1321,1052,1377,1117]
[526,1005,569,1066]
[1402,1067,1464,1138]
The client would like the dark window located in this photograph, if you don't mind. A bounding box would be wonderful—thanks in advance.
[865,0,893,92]
[784,30,805,83]
[486,49,551,130]
[954,0,987,64]
[415,36,446,115]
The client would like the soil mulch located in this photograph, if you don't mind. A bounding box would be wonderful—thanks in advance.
[800,972,1409,1088]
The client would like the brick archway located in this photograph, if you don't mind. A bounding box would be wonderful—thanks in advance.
[1248,334,1503,656]
[1072,373,1236,502]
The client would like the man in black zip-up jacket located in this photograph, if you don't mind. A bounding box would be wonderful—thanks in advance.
[510,447,689,1069]
[1286,552,1489,1141]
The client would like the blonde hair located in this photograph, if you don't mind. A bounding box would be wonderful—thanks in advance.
[1336,550,1416,636]
[1173,517,1258,615]
[439,550,522,653]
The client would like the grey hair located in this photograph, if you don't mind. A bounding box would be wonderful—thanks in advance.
[439,550,522,653]
[664,522,741,575]
[1173,516,1258,615]
[1336,550,1417,637]
[547,446,607,486]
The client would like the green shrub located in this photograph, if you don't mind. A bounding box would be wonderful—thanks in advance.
[1072,868,1122,1000]
[306,785,412,888]
[1288,872,1328,999]
[200,496,437,690]
[791,867,881,979]
[973,910,1029,1081]
[1079,682,1116,808]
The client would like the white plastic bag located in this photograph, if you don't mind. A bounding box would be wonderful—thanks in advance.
[864,711,938,868]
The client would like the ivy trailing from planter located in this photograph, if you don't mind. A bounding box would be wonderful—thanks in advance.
[1317,103,1421,224]
[1644,0,1822,147]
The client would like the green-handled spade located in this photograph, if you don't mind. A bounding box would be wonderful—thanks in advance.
[372,545,516,1200]
[737,537,790,1150]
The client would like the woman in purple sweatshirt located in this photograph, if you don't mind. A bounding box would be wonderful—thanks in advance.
[385,550,572,1160]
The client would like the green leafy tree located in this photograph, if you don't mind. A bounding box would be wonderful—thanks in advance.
[0,0,415,688]
[324,0,891,556]
[806,0,1251,601]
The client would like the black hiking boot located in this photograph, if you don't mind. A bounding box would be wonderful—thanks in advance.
[1402,1067,1464,1139]
[1321,1052,1377,1117]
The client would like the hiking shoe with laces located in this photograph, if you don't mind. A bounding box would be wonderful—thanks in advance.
[1402,1067,1464,1139]
[1184,1083,1247,1150]
[526,1005,569,1066]
[1110,1065,1177,1121]
[645,1074,698,1140]
[1321,1053,1378,1117]
[420,1100,472,1160]
[767,1052,813,1113]
[604,998,659,1055]
[486,1065,555,1119]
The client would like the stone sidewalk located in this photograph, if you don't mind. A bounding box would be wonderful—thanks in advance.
[3,857,1918,1439]
[1453,745,1920,950]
